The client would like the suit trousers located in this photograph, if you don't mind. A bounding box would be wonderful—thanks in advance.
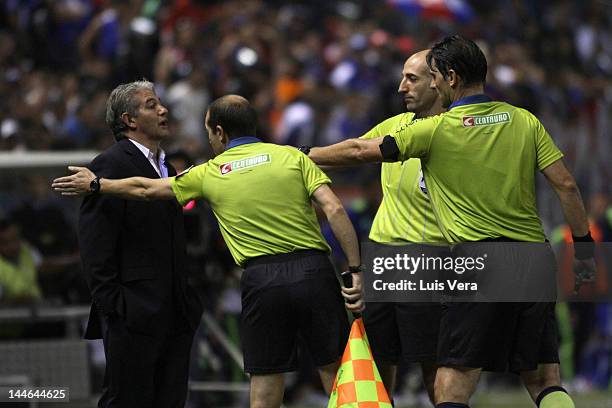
[98,313,194,408]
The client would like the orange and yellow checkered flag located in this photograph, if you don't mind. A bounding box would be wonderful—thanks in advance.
[327,317,392,408]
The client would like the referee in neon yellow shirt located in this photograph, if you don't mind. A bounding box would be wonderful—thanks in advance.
[321,49,448,403]
[302,36,595,408]
[53,95,364,408]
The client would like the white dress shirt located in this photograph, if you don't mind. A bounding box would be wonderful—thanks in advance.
[128,139,168,178]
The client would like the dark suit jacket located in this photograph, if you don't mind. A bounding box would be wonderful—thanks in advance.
[79,138,203,339]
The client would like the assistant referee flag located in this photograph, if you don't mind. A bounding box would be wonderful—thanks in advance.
[327,318,392,408]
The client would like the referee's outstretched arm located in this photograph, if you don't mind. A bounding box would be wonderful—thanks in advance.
[309,137,386,165]
[53,166,176,201]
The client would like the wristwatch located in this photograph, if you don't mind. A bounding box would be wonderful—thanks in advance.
[348,265,364,273]
[89,176,101,194]
[297,145,311,155]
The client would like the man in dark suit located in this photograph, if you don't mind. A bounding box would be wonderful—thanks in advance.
[79,80,203,408]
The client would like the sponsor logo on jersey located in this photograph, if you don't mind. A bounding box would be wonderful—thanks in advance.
[219,154,271,175]
[462,112,510,127]
[220,163,233,175]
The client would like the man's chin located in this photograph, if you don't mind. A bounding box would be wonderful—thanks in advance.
[404,102,417,112]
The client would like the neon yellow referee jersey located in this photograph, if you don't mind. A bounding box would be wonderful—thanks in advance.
[391,95,563,243]
[361,112,444,244]
[169,137,331,266]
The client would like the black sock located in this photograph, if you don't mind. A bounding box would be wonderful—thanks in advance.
[436,403,469,408]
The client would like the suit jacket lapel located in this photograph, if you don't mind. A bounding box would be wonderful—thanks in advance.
[119,138,162,179]
[166,161,176,177]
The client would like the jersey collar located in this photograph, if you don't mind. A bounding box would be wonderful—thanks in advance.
[448,94,492,110]
[225,136,262,151]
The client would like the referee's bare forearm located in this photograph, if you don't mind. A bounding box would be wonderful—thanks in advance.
[101,177,176,201]
[309,138,385,166]
[312,185,361,266]
[542,160,589,236]
[327,207,361,267]
[554,187,589,236]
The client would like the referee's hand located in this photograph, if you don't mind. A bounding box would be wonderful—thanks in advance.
[342,272,364,313]
[52,166,96,196]
[573,258,596,295]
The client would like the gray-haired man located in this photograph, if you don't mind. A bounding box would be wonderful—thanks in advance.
[79,80,202,408]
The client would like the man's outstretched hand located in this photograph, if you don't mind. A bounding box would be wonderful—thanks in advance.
[52,166,97,196]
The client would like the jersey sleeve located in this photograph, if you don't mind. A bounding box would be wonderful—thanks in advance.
[300,153,331,196]
[392,115,438,161]
[360,113,413,140]
[169,163,208,205]
[360,120,386,140]
[534,117,564,170]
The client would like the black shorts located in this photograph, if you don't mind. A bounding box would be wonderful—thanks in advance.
[436,237,560,372]
[363,302,441,364]
[240,250,349,374]
[362,243,447,364]
[437,302,559,372]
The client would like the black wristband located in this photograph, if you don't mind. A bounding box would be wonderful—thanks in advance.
[572,231,595,260]
[348,265,363,273]
[297,145,311,155]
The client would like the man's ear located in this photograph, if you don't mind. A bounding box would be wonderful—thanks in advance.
[216,125,230,145]
[448,69,458,88]
[121,112,137,131]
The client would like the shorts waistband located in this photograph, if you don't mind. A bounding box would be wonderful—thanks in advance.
[476,237,548,243]
[477,237,518,242]
[244,249,327,269]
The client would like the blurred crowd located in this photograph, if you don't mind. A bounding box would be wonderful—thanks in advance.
[0,0,610,221]
[0,0,611,403]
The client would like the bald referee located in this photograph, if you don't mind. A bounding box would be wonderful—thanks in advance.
[311,49,447,404]
[53,95,364,408]
[300,36,595,408]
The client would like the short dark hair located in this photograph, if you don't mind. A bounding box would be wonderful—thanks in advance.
[427,35,487,87]
[206,95,257,139]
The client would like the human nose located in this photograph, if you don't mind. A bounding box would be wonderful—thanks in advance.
[398,78,407,93]
[429,76,436,89]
